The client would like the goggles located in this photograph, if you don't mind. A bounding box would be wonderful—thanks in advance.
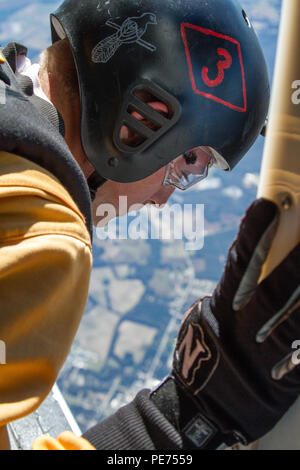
[163,146,224,191]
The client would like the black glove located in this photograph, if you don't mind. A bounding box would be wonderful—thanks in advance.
[151,198,300,449]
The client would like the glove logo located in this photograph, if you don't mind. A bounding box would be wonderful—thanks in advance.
[174,308,220,394]
[181,23,247,112]
[91,13,157,64]
[175,319,220,394]
[177,323,211,386]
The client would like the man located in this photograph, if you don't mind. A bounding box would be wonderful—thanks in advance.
[0,0,298,450]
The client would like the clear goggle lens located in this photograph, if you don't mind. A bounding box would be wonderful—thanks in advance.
[163,146,215,190]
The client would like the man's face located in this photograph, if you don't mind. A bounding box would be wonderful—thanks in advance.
[92,98,176,225]
[91,99,213,226]
[92,164,175,225]
[91,143,214,226]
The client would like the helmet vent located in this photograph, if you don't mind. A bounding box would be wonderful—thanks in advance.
[133,89,174,120]
[120,99,168,148]
[127,102,164,132]
[113,79,181,154]
[120,120,148,148]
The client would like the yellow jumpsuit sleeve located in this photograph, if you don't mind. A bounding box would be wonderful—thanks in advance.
[0,152,92,446]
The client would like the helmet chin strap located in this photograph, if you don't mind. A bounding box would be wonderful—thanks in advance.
[87,170,107,201]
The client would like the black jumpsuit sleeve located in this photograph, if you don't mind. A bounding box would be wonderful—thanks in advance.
[82,389,182,450]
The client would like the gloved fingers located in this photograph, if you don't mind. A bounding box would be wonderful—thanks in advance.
[219,198,278,308]
[232,209,279,311]
[250,242,300,344]
[271,350,299,381]
[256,286,300,344]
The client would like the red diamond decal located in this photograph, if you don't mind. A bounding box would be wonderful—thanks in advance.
[181,23,247,113]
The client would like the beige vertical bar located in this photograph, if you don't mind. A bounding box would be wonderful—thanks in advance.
[257,0,300,281]
[257,0,300,450]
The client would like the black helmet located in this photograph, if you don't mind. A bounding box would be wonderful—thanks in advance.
[50,0,269,184]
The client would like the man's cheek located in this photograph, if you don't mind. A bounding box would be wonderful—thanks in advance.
[150,186,175,205]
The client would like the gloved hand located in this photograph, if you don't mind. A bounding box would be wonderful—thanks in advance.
[151,198,300,449]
